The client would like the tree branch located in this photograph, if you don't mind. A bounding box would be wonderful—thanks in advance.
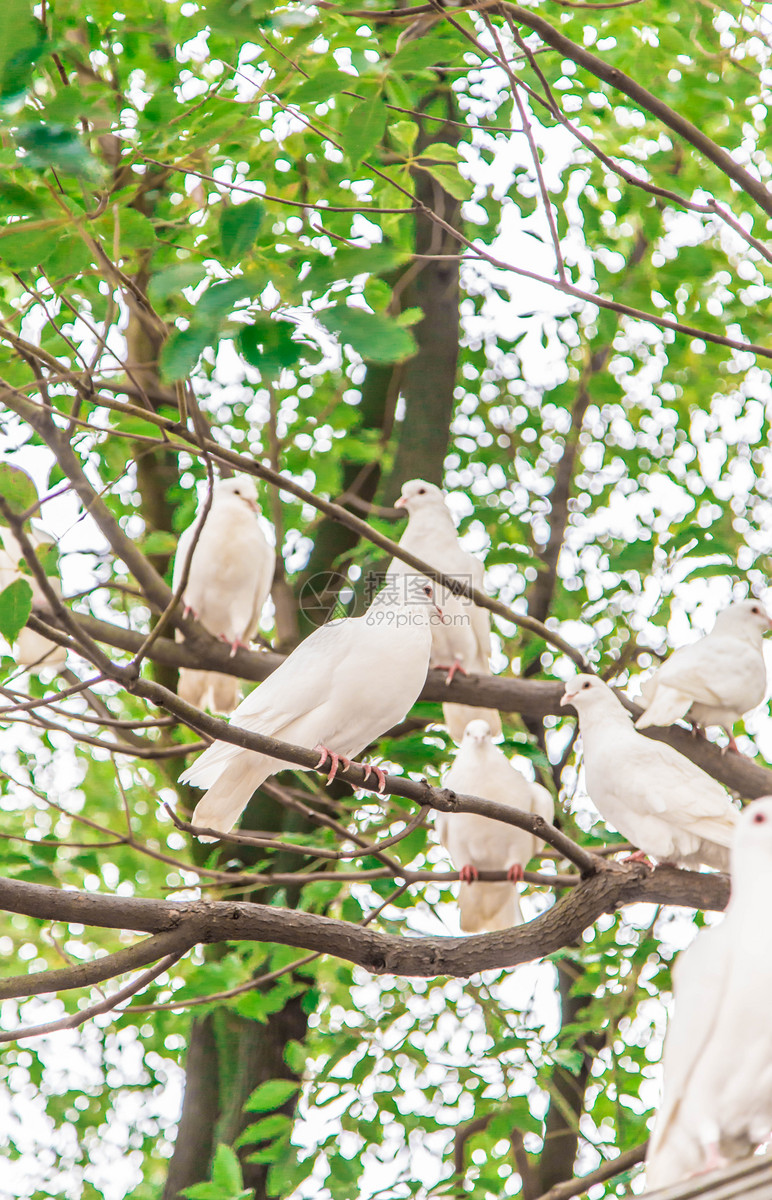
[0,951,186,1044]
[0,861,728,994]
[0,928,195,1000]
[532,1140,647,1200]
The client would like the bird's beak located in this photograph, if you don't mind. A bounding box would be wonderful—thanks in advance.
[559,692,573,707]
[434,602,444,620]
[243,496,258,513]
[766,615,772,632]
[394,496,407,509]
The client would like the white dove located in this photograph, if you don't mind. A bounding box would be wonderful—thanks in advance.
[438,719,554,932]
[562,675,739,870]
[391,479,502,742]
[179,576,438,839]
[172,476,275,714]
[645,797,772,1190]
[635,599,770,751]
[0,526,66,673]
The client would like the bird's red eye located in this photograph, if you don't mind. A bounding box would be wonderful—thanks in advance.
[753,812,766,824]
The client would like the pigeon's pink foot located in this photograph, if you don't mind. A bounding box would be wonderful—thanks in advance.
[362,762,388,793]
[218,632,247,658]
[507,863,524,884]
[182,603,198,620]
[690,722,707,740]
[624,850,653,867]
[724,734,741,755]
[313,745,351,785]
[701,1143,728,1175]
[459,864,479,883]
[440,660,468,686]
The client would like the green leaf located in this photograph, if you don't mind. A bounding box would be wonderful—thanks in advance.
[142,530,178,556]
[211,1144,245,1194]
[415,142,460,165]
[238,1113,292,1146]
[289,69,351,105]
[390,120,419,155]
[417,161,472,202]
[197,279,256,320]
[0,578,33,644]
[160,324,216,382]
[244,1079,299,1113]
[148,263,208,305]
[340,92,386,165]
[0,464,38,521]
[0,221,61,271]
[0,0,45,101]
[15,123,103,181]
[318,305,417,364]
[219,199,265,262]
[237,317,303,376]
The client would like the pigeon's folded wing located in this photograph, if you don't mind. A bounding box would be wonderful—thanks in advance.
[647,924,730,1179]
[466,554,493,670]
[180,620,351,787]
[639,640,747,725]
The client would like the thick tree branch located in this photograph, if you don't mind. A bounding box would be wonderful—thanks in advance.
[0,861,727,996]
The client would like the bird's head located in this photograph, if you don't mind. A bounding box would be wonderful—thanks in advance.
[560,674,610,713]
[461,719,492,746]
[217,475,259,512]
[733,797,772,867]
[714,598,772,638]
[421,579,443,621]
[394,479,446,515]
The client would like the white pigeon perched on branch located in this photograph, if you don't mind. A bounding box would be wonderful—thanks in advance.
[438,719,554,932]
[645,797,772,1190]
[635,599,771,751]
[562,674,739,870]
[179,576,439,839]
[0,526,66,673]
[391,479,502,742]
[172,476,275,714]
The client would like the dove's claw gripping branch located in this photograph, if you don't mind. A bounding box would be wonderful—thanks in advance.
[507,864,525,884]
[313,745,352,785]
[459,864,480,883]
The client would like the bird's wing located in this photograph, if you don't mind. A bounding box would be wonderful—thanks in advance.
[647,924,730,1176]
[463,552,493,669]
[643,737,738,824]
[171,520,197,594]
[529,782,555,838]
[179,619,357,787]
[243,534,276,641]
[639,637,752,726]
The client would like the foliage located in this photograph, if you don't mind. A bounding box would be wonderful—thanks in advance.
[0,0,771,1198]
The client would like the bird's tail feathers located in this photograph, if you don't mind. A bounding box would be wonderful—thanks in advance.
[458,882,523,933]
[178,668,241,715]
[189,755,273,841]
[443,702,502,742]
[645,1130,699,1193]
[635,685,693,730]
